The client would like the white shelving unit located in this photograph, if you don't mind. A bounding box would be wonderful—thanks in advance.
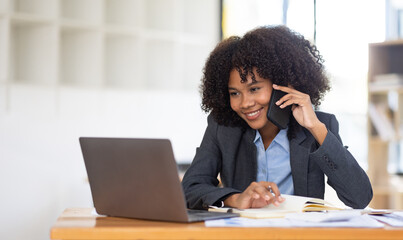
[367,40,403,209]
[0,0,219,94]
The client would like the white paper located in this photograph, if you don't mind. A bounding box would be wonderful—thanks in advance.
[369,212,403,227]
[261,194,311,211]
[393,211,403,218]
[285,210,362,222]
[205,215,384,228]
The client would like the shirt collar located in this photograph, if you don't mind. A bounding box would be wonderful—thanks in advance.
[254,128,289,152]
[254,130,262,143]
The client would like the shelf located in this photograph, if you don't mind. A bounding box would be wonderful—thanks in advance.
[60,0,102,25]
[369,135,395,143]
[104,35,144,88]
[369,85,403,93]
[10,21,57,85]
[12,0,57,18]
[370,39,403,47]
[60,19,100,31]
[11,13,54,24]
[104,0,144,27]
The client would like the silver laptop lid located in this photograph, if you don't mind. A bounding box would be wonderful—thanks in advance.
[80,137,189,222]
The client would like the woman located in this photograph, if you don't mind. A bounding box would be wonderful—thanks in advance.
[182,25,372,210]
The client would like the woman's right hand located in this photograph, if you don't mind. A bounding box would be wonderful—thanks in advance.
[223,181,285,209]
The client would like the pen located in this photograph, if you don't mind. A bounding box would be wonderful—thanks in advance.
[227,208,243,213]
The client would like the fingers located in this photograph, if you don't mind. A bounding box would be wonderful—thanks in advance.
[233,181,286,209]
[252,183,274,202]
[272,84,295,93]
[272,84,321,131]
[264,182,282,199]
[272,84,311,109]
[276,93,310,109]
[260,182,285,206]
[244,182,284,207]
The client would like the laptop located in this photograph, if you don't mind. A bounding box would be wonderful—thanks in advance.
[79,137,239,222]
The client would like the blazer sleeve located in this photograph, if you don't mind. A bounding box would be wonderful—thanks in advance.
[181,116,242,209]
[309,114,373,208]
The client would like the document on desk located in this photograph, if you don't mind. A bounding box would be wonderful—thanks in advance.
[368,211,403,227]
[205,212,384,228]
[285,210,362,222]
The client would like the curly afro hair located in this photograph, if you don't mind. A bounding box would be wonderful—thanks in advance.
[200,25,330,139]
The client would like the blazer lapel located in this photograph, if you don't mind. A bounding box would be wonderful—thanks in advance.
[241,128,258,188]
[289,129,310,197]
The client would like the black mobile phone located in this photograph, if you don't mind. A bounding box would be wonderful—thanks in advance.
[267,89,292,129]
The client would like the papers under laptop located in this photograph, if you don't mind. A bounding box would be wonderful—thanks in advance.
[79,137,239,222]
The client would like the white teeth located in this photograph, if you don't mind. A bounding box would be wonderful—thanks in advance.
[246,110,260,117]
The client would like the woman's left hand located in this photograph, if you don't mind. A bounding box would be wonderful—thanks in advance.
[272,84,328,145]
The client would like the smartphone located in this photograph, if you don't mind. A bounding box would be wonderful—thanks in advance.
[267,89,292,129]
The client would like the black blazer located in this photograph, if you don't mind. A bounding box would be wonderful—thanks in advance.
[182,112,373,209]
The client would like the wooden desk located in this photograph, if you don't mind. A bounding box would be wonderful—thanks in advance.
[51,208,403,240]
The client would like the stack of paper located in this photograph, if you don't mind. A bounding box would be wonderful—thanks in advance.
[205,212,383,228]
[205,210,403,228]
[368,212,403,227]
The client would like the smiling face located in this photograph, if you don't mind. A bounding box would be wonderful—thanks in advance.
[228,68,277,132]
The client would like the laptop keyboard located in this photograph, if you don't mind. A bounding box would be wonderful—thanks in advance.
[187,209,239,222]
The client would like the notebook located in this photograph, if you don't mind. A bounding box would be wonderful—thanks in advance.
[209,194,344,219]
[79,137,239,222]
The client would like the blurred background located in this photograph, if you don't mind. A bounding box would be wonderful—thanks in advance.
[1,0,403,239]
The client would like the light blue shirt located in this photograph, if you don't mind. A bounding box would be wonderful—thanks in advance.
[254,129,294,195]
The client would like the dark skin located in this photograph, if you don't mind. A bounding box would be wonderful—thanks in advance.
[223,68,328,209]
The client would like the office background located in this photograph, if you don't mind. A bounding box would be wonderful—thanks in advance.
[0,0,402,239]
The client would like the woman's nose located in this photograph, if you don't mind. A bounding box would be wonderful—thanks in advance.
[240,95,255,109]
